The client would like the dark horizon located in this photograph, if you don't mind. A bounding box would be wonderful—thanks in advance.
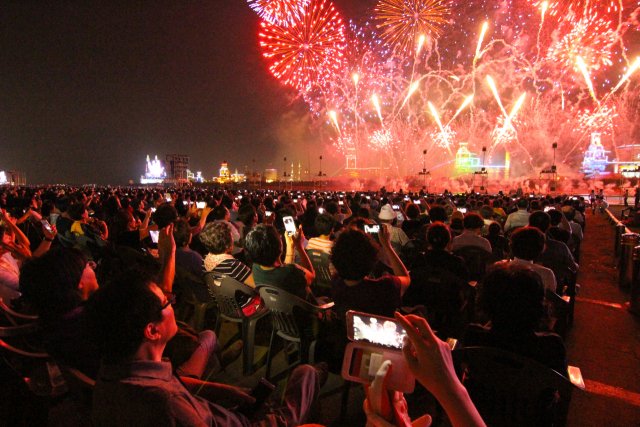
[1,1,376,185]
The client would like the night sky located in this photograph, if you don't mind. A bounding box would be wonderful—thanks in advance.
[1,0,374,185]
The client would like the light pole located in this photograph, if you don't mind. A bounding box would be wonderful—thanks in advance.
[418,149,430,193]
[318,155,326,189]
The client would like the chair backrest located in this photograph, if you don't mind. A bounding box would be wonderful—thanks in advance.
[305,249,332,288]
[453,247,499,282]
[0,298,38,326]
[0,322,48,358]
[174,266,212,303]
[452,346,575,427]
[204,271,258,320]
[257,285,326,341]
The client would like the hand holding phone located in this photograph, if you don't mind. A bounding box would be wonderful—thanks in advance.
[149,230,160,244]
[41,220,54,234]
[283,216,297,236]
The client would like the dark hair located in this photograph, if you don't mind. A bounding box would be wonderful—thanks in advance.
[463,212,484,230]
[429,205,448,223]
[331,229,378,281]
[477,263,545,332]
[547,209,563,226]
[172,219,192,248]
[510,227,545,261]
[244,224,283,266]
[479,205,493,220]
[110,210,135,242]
[237,204,257,227]
[20,247,87,321]
[41,200,55,217]
[56,196,72,213]
[405,203,420,220]
[84,272,161,364]
[314,213,335,236]
[152,204,178,229]
[325,201,339,215]
[487,222,503,236]
[199,222,233,255]
[528,211,550,233]
[516,197,529,209]
[213,205,229,221]
[426,222,451,250]
[67,203,87,221]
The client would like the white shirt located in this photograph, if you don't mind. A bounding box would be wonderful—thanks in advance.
[504,209,531,231]
[0,253,21,301]
[508,258,557,293]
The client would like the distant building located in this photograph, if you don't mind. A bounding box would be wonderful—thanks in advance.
[166,154,189,186]
[264,169,278,183]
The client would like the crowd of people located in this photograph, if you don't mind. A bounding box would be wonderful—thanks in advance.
[0,184,592,426]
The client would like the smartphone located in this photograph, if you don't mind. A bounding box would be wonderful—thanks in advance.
[366,196,371,199]
[458,208,467,214]
[346,311,407,350]
[392,205,400,210]
[415,200,421,205]
[236,378,276,416]
[89,211,95,217]
[149,230,160,244]
[183,200,188,206]
[265,211,273,217]
[151,207,157,213]
[283,216,296,236]
[339,201,344,205]
[196,201,206,209]
[396,212,405,221]
[544,206,553,212]
[364,224,380,234]
[41,220,53,234]
[293,198,298,203]
[318,208,325,214]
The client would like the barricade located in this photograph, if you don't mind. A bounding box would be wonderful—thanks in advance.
[615,224,627,258]
[619,233,639,289]
[629,246,640,314]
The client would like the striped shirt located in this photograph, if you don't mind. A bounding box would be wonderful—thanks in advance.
[306,238,336,276]
[203,254,251,283]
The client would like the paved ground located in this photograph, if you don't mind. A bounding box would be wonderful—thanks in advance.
[48,208,640,426]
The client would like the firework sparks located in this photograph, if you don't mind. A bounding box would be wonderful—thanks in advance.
[375,0,450,52]
[429,126,456,155]
[398,81,421,111]
[474,22,488,61]
[259,0,346,90]
[611,57,640,94]
[576,105,617,136]
[329,110,341,134]
[576,56,599,104]
[331,134,354,155]
[427,102,445,132]
[248,0,309,26]
[546,13,616,72]
[446,95,474,127]
[372,94,384,125]
[486,76,508,118]
[369,128,396,151]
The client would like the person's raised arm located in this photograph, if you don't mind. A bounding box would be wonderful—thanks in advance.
[285,226,315,285]
[395,313,486,427]
[343,203,353,220]
[379,224,410,294]
[190,206,212,237]
[157,224,176,293]
[32,224,57,258]
[1,210,30,249]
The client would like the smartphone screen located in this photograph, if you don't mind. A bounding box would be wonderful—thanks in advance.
[415,200,421,205]
[265,211,273,217]
[41,220,53,234]
[151,207,157,213]
[396,212,405,221]
[149,230,160,244]
[458,208,467,214]
[183,200,188,205]
[318,208,324,214]
[392,205,400,210]
[339,201,343,205]
[283,216,296,236]
[544,206,553,212]
[196,201,206,209]
[347,311,407,350]
[364,224,380,234]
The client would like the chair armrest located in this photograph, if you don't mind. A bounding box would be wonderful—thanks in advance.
[316,302,335,311]
[0,298,39,321]
[568,366,585,390]
[0,339,49,358]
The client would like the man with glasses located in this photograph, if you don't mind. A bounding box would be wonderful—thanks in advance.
[86,270,326,427]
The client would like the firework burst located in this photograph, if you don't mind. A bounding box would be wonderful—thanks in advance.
[545,12,616,72]
[248,0,309,26]
[375,0,450,52]
[331,135,355,155]
[429,125,456,154]
[259,0,346,90]
[369,128,396,151]
[575,105,618,136]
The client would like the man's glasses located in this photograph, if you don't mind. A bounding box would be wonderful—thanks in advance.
[160,294,177,312]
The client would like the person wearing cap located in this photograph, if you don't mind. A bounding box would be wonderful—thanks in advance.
[377,204,410,249]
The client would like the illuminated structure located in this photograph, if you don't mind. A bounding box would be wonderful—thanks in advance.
[0,172,7,184]
[455,143,481,171]
[580,133,609,177]
[346,148,357,169]
[264,169,278,183]
[141,155,166,184]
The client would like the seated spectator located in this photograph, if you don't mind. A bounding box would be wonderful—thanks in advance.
[529,211,578,276]
[478,205,494,235]
[326,200,352,224]
[109,209,152,250]
[67,202,108,241]
[464,263,568,377]
[562,206,583,242]
[173,219,205,277]
[484,222,509,260]
[413,222,469,282]
[212,204,241,252]
[235,203,258,245]
[377,205,410,249]
[451,213,492,253]
[244,224,317,304]
[428,205,448,223]
[401,202,424,239]
[331,226,410,319]
[200,222,261,316]
[502,227,557,293]
[547,209,571,244]
[504,197,530,231]
[306,213,337,275]
[85,274,326,427]
[0,210,56,303]
[449,210,465,236]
